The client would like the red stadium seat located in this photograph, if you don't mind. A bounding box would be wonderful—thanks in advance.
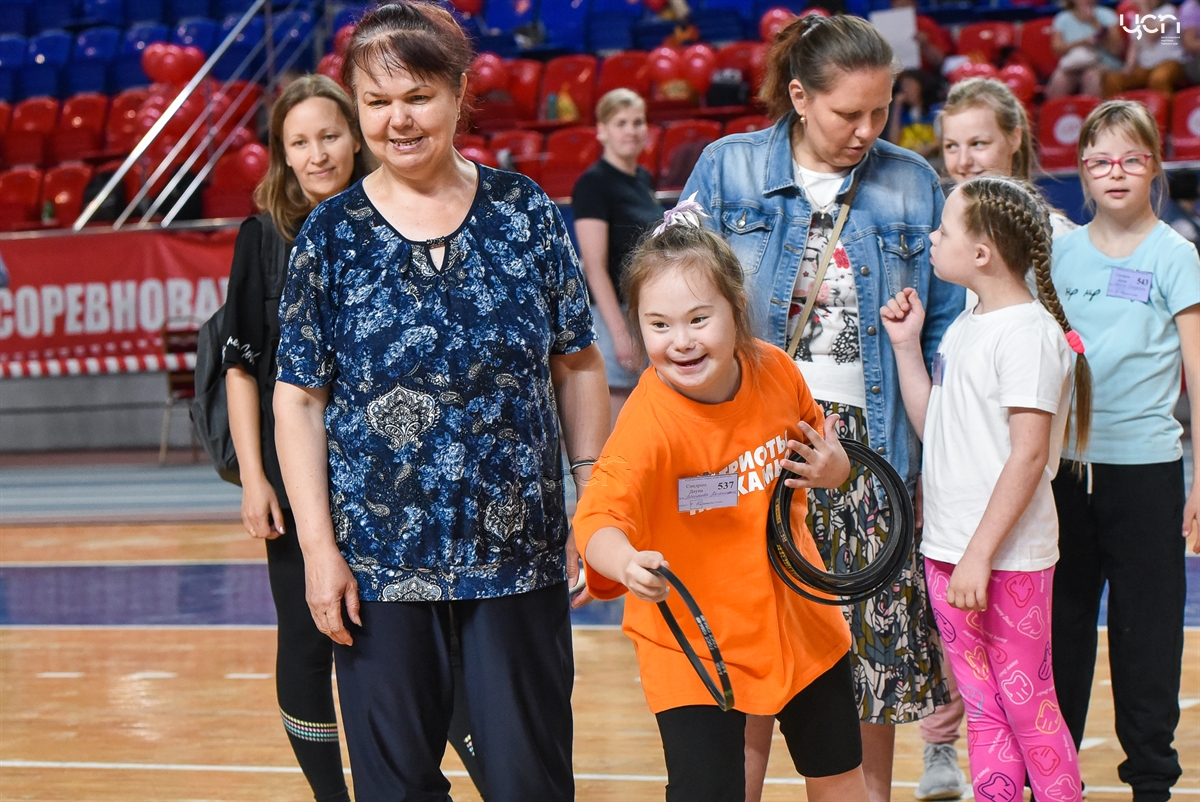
[597,50,651,98]
[957,22,1017,65]
[0,166,43,230]
[49,93,109,163]
[489,128,542,160]
[1038,95,1101,169]
[0,101,11,139]
[1170,86,1200,159]
[539,54,597,125]
[456,133,487,151]
[1019,17,1059,81]
[105,87,150,155]
[507,58,543,122]
[660,119,721,189]
[725,114,771,135]
[202,151,255,219]
[40,162,93,227]
[3,98,59,167]
[539,125,600,198]
[459,144,497,168]
[639,123,662,177]
[717,41,767,94]
[1116,88,1169,141]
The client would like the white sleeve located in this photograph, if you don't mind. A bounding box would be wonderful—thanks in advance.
[995,317,1071,413]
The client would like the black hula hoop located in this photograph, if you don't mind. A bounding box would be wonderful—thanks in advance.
[649,439,912,712]
[649,565,735,712]
[767,437,915,606]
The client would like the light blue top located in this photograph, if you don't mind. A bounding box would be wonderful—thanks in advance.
[1053,6,1118,45]
[1052,221,1200,464]
[681,114,964,489]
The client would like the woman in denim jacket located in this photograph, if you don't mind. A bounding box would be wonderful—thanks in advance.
[683,14,963,802]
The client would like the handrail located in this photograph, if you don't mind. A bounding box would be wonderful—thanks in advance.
[72,0,269,230]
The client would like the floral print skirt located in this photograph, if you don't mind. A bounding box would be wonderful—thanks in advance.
[805,401,949,725]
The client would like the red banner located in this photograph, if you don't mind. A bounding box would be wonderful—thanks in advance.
[0,226,237,378]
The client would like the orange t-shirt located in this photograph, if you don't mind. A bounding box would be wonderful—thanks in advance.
[573,342,852,715]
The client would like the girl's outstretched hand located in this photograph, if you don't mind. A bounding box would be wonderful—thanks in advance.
[622,550,670,603]
[946,552,991,611]
[781,415,851,490]
[880,288,926,348]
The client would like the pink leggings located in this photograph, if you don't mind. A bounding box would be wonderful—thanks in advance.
[925,559,1082,802]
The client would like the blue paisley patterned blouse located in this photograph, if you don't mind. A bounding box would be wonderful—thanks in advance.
[277,166,595,602]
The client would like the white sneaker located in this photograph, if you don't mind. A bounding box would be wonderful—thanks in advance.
[914,742,967,801]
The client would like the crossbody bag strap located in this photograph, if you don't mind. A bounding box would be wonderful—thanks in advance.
[786,174,862,360]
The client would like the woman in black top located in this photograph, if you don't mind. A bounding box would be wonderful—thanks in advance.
[571,88,663,422]
[220,74,367,802]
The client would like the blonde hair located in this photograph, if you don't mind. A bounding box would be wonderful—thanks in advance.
[1076,99,1165,209]
[958,176,1093,450]
[760,14,895,121]
[940,77,1035,179]
[253,75,368,243]
[622,224,761,368]
[595,88,646,125]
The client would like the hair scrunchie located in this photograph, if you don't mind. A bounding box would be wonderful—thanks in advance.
[652,192,711,236]
[1065,330,1085,355]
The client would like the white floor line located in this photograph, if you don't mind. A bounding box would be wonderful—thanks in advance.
[1,760,1197,795]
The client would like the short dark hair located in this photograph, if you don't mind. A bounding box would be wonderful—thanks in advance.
[341,2,474,103]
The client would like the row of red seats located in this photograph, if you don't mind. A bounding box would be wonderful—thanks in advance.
[456,115,772,198]
[0,80,262,170]
[953,20,1060,82]
[470,43,768,135]
[1038,88,1200,168]
[0,162,94,231]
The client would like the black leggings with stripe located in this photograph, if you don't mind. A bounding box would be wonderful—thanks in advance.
[268,510,486,801]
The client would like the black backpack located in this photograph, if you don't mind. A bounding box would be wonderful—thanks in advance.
[191,304,241,485]
[190,214,291,487]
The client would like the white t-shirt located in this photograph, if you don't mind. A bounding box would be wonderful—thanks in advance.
[921,301,1073,571]
[789,163,867,407]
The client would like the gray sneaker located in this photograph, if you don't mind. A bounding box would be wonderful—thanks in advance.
[914,742,966,800]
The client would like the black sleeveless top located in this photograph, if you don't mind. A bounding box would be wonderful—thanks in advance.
[219,212,295,507]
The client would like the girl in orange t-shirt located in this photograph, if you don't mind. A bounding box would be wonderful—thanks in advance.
[574,206,869,801]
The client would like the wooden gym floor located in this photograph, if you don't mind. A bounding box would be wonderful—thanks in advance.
[1,521,1196,801]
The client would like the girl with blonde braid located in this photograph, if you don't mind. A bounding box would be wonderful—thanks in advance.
[880,176,1089,802]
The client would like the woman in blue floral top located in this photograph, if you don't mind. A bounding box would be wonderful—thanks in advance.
[273,5,608,800]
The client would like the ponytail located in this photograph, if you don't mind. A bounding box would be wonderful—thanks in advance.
[759,14,894,121]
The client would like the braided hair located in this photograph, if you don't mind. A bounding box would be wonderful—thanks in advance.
[959,176,1093,451]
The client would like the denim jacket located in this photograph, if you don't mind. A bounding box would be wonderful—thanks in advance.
[682,114,965,489]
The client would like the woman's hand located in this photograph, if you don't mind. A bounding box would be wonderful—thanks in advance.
[240,475,285,540]
[880,288,926,350]
[946,552,992,611]
[781,416,851,490]
[621,550,670,603]
[305,545,362,646]
[1185,485,1200,554]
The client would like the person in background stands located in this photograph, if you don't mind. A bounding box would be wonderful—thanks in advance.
[572,88,663,424]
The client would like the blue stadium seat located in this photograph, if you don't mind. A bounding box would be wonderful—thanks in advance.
[20,30,71,99]
[587,0,644,52]
[82,0,124,26]
[215,0,252,18]
[539,0,586,52]
[213,13,261,81]
[125,0,163,23]
[0,34,25,101]
[113,21,166,89]
[693,0,749,42]
[172,15,218,53]
[30,0,75,36]
[272,10,314,72]
[66,25,118,94]
[166,0,210,23]
[752,0,806,16]
[0,0,29,36]
[332,4,369,31]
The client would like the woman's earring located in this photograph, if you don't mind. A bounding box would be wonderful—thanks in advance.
[799,114,806,125]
